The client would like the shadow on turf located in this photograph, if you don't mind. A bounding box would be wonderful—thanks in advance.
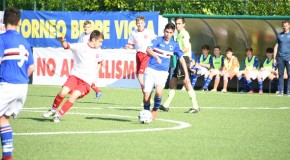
[19,117,53,122]
[112,108,140,111]
[85,117,131,122]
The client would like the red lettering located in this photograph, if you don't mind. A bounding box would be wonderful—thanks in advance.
[36,58,55,77]
[60,59,69,77]
[115,60,122,79]
[105,60,111,78]
[123,61,135,79]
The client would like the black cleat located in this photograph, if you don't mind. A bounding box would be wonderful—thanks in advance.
[159,105,169,112]
[184,108,200,113]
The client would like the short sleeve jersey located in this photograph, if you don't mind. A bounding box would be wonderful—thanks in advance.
[0,30,34,84]
[128,28,157,53]
[78,32,90,43]
[177,29,191,58]
[148,36,183,71]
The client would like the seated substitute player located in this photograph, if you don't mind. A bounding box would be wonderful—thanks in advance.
[237,47,259,94]
[190,44,213,89]
[202,46,224,91]
[143,22,190,120]
[78,20,103,98]
[0,7,35,160]
[159,17,199,113]
[43,30,104,123]
[257,47,276,94]
[220,47,240,93]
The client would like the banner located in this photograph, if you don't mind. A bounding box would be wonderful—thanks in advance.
[33,48,140,88]
[20,11,158,48]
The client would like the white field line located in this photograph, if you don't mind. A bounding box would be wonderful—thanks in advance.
[14,110,191,136]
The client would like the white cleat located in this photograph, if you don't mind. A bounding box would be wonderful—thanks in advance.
[43,109,56,118]
[53,115,61,123]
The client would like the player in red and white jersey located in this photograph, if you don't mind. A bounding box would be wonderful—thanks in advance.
[125,16,157,91]
[43,30,104,123]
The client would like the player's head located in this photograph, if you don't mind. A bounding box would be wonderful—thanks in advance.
[266,47,273,59]
[163,23,175,41]
[3,7,21,28]
[214,46,221,56]
[89,30,104,48]
[136,16,145,31]
[282,20,289,32]
[201,44,209,55]
[225,47,233,58]
[245,47,253,57]
[174,17,185,32]
[83,20,92,35]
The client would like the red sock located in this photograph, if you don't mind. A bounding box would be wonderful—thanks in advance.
[52,94,64,110]
[91,85,100,93]
[2,155,13,160]
[58,100,74,116]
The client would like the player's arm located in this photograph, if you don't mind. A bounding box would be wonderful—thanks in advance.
[273,43,278,65]
[181,32,190,53]
[28,64,35,77]
[58,37,69,49]
[146,47,161,64]
[125,32,134,49]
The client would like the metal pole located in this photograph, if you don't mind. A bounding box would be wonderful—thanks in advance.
[34,0,37,11]
[62,0,65,11]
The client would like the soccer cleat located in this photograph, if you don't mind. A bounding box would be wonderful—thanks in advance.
[210,89,217,92]
[96,91,102,99]
[185,108,200,113]
[277,92,284,96]
[151,110,157,120]
[258,90,263,94]
[159,105,169,112]
[221,89,227,93]
[53,115,61,123]
[43,109,56,118]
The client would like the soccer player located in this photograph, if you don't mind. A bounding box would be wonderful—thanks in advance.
[159,17,199,113]
[220,47,239,93]
[273,20,290,96]
[202,46,224,91]
[0,7,35,160]
[125,16,157,91]
[43,30,104,123]
[237,47,259,94]
[143,22,190,120]
[78,20,103,98]
[257,48,276,94]
[190,44,213,89]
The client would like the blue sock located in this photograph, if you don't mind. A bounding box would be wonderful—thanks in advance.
[242,78,247,91]
[144,103,150,111]
[277,85,281,93]
[258,81,263,90]
[190,74,198,88]
[153,96,162,111]
[247,80,253,91]
[1,125,13,157]
[203,78,212,89]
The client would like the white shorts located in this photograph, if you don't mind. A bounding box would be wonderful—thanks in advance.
[196,66,209,76]
[259,70,271,81]
[239,70,259,80]
[143,67,169,93]
[0,83,28,118]
[211,69,221,75]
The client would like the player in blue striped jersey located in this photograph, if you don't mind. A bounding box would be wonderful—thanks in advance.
[0,7,35,160]
[143,23,190,120]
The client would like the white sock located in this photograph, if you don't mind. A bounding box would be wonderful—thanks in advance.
[163,89,175,108]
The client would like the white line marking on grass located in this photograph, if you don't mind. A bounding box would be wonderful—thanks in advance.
[105,106,290,110]
[14,110,191,136]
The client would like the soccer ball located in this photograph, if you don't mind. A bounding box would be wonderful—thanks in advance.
[138,110,153,124]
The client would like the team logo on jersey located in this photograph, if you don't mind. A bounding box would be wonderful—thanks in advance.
[169,45,173,51]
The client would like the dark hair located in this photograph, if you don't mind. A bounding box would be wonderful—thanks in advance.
[164,23,175,31]
[90,30,104,41]
[84,20,91,26]
[225,47,233,53]
[214,46,220,50]
[266,47,273,53]
[245,47,253,52]
[174,17,185,24]
[282,20,289,25]
[4,7,21,26]
[201,44,209,50]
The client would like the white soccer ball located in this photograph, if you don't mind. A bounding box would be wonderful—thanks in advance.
[138,110,153,124]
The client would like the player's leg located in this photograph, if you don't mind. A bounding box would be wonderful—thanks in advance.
[277,58,285,95]
[160,77,177,112]
[0,116,13,160]
[285,61,290,95]
[222,72,229,92]
[143,68,155,111]
[91,83,102,99]
[257,71,263,94]
[43,79,72,118]
[136,52,150,91]
[183,78,200,113]
[245,72,254,93]
[203,69,215,91]
[212,71,221,91]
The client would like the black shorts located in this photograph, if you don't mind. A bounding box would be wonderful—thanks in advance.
[172,56,191,79]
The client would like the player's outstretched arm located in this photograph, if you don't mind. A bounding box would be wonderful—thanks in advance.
[58,37,68,49]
